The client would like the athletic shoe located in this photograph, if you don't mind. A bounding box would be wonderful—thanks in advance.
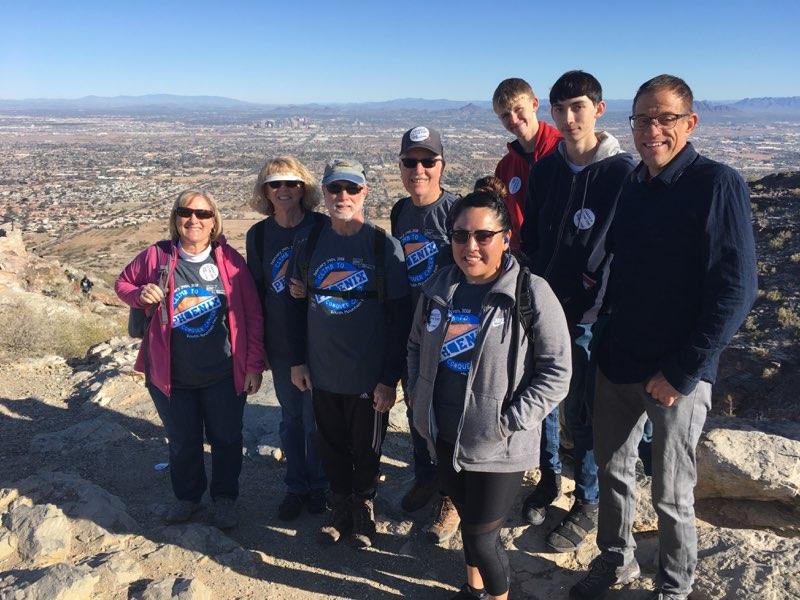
[569,555,641,599]
[277,493,305,521]
[212,497,239,530]
[546,500,598,552]
[164,499,200,524]
[426,495,460,544]
[400,478,438,513]
[647,592,688,600]
[522,470,561,526]
[349,497,376,549]
[449,582,489,599]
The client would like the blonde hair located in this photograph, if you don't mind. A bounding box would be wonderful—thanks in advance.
[169,189,223,243]
[251,155,322,216]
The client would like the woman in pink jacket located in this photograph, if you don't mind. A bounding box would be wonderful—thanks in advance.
[116,189,266,530]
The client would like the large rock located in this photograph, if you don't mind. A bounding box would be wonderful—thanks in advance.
[30,417,133,454]
[1,502,71,564]
[131,577,212,600]
[10,471,137,535]
[78,550,143,590]
[694,527,800,599]
[159,523,239,557]
[696,418,800,508]
[0,563,100,599]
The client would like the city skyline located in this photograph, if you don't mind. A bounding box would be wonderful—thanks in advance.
[2,0,799,103]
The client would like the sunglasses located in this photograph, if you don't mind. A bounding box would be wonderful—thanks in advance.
[176,207,214,220]
[325,182,363,195]
[450,229,504,245]
[266,180,303,189]
[401,157,442,169]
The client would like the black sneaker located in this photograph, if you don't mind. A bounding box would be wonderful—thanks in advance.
[569,555,640,599]
[277,493,305,521]
[546,500,598,552]
[306,490,327,515]
[522,471,561,526]
[349,497,376,549]
[400,478,438,513]
[320,494,352,544]
[449,583,488,599]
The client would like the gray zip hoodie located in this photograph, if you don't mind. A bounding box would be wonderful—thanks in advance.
[407,256,571,473]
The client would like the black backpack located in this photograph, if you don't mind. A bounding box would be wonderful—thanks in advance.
[127,241,171,338]
[300,219,387,304]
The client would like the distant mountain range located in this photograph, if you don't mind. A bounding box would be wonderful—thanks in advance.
[1,94,798,116]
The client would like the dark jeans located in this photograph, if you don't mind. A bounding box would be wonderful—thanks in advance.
[436,438,523,597]
[270,354,327,496]
[539,320,604,504]
[149,376,246,502]
[312,388,389,499]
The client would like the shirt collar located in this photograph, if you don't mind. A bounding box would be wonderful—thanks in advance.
[634,142,698,187]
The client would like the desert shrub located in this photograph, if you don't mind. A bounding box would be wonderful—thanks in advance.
[770,229,792,249]
[0,299,124,359]
[791,252,800,263]
[765,289,783,301]
[777,305,800,331]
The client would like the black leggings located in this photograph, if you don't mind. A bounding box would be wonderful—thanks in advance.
[436,439,524,596]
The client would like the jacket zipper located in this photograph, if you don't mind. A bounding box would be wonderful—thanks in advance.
[544,172,577,279]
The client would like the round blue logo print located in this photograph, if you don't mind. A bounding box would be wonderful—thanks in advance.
[400,230,439,286]
[172,286,221,337]
[440,310,480,374]
[313,259,369,315]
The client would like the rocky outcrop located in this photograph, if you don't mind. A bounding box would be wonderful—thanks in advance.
[696,417,800,508]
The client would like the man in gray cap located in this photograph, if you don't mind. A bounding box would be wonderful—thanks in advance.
[390,126,461,544]
[287,158,411,549]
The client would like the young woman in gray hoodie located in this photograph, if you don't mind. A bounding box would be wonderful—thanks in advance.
[407,190,572,600]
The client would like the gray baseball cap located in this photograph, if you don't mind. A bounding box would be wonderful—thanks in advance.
[400,126,443,156]
[322,158,366,185]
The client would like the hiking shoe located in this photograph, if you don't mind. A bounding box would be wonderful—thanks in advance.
[349,496,376,549]
[164,499,200,524]
[401,478,438,513]
[212,497,239,530]
[277,493,305,521]
[646,592,688,600]
[547,500,598,552]
[426,495,461,544]
[569,555,640,599]
[450,582,489,599]
[522,471,561,526]
[307,489,328,515]
[320,494,352,544]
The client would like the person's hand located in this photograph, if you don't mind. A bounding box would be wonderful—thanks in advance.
[289,278,306,299]
[244,372,262,395]
[373,382,397,413]
[291,364,313,392]
[645,371,681,407]
[138,283,165,306]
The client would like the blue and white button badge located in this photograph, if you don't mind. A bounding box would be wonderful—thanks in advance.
[508,176,522,195]
[573,208,596,230]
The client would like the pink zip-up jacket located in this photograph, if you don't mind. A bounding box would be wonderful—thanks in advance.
[115,235,266,397]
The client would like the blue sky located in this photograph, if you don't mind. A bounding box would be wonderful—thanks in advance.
[1,0,798,102]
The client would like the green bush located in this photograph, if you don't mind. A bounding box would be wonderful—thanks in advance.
[0,299,124,359]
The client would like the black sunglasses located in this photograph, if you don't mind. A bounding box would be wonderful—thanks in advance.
[266,180,303,189]
[325,182,363,195]
[450,229,504,245]
[176,207,214,220]
[401,157,442,169]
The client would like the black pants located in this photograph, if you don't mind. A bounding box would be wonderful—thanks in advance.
[312,388,389,499]
[149,376,246,502]
[436,439,524,596]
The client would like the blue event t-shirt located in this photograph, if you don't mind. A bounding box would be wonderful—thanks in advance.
[432,278,492,444]
[170,254,232,388]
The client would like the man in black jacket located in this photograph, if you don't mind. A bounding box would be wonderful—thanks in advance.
[520,70,636,552]
[570,75,757,600]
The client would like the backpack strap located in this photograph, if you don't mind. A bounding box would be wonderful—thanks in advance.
[389,197,407,237]
[373,225,386,305]
[302,218,326,297]
[505,266,534,407]
[251,219,267,297]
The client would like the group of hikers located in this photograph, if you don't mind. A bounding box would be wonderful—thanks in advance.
[115,71,758,600]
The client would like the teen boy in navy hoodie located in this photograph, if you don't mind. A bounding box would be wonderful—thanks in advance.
[520,71,636,552]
